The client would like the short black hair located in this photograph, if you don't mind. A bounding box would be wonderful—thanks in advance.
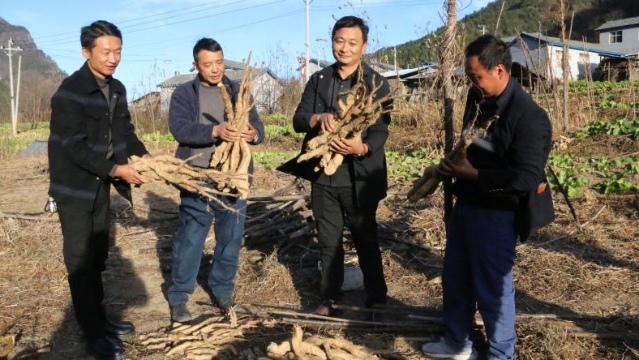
[332,16,369,43]
[80,20,122,49]
[193,38,223,62]
[465,34,512,71]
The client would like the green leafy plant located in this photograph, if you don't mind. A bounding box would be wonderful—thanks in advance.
[548,153,588,197]
[253,150,298,169]
[577,118,639,139]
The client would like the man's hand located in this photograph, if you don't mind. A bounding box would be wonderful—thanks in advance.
[437,157,478,179]
[330,135,368,156]
[114,164,147,185]
[310,113,337,133]
[241,124,259,143]
[212,122,241,143]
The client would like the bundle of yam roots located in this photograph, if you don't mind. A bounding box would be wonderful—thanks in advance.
[297,65,393,176]
[407,108,494,202]
[265,325,380,360]
[132,53,256,204]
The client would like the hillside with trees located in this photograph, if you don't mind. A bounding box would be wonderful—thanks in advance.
[0,17,66,124]
[373,0,639,68]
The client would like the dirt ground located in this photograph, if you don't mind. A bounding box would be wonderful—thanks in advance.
[0,133,638,359]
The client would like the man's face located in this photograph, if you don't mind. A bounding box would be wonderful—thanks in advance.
[332,26,367,68]
[194,49,224,85]
[465,55,506,98]
[82,35,121,79]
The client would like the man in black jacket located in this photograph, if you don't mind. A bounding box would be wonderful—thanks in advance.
[421,35,552,360]
[278,16,391,318]
[166,38,264,323]
[48,20,150,360]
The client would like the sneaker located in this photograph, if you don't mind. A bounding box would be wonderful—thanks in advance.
[422,338,478,360]
[170,303,191,323]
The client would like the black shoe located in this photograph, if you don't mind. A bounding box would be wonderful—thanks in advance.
[216,297,235,312]
[170,303,192,323]
[367,303,392,323]
[87,335,124,360]
[368,310,392,323]
[103,319,136,339]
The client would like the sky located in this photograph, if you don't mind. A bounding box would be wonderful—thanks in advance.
[4,0,493,99]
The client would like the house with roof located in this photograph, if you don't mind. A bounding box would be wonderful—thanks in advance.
[506,32,625,83]
[594,17,639,81]
[158,59,283,114]
[296,57,333,79]
[596,16,639,55]
[380,61,440,101]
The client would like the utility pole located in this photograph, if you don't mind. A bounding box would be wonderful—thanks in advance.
[315,38,326,70]
[393,46,398,74]
[1,38,23,137]
[304,0,311,83]
[478,24,487,35]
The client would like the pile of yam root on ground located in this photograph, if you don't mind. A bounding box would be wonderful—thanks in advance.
[135,315,381,360]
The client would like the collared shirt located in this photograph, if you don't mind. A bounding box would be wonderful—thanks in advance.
[95,76,114,160]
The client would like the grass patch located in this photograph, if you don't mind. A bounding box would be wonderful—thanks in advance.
[0,122,50,160]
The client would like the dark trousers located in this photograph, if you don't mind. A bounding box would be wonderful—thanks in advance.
[311,183,387,306]
[58,183,110,338]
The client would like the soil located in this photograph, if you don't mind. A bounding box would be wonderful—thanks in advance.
[0,133,638,360]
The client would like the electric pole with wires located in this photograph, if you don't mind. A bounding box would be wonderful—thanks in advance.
[1,38,23,137]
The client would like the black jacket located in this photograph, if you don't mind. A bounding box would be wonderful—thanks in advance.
[48,62,148,210]
[278,62,392,207]
[453,77,553,212]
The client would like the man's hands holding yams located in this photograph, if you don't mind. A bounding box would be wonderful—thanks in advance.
[212,122,258,143]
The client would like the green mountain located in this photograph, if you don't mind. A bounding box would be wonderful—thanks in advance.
[373,0,639,69]
[0,17,66,123]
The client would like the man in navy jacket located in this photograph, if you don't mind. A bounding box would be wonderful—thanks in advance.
[48,20,149,360]
[422,34,552,360]
[166,38,264,323]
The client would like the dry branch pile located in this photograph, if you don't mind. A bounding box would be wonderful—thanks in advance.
[244,179,315,247]
[407,111,496,202]
[297,65,392,176]
[210,53,256,199]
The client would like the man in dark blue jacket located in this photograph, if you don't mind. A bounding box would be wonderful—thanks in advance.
[48,20,149,360]
[166,38,264,323]
[278,16,391,318]
[422,35,553,360]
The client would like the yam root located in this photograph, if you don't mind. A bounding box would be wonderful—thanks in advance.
[406,110,497,202]
[291,325,327,360]
[406,139,468,202]
[130,154,244,212]
[297,63,394,176]
[209,52,256,199]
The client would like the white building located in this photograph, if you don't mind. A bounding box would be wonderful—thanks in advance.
[158,59,283,114]
[507,32,624,82]
[596,16,639,55]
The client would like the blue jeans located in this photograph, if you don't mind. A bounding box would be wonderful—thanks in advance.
[167,190,247,306]
[442,201,517,360]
